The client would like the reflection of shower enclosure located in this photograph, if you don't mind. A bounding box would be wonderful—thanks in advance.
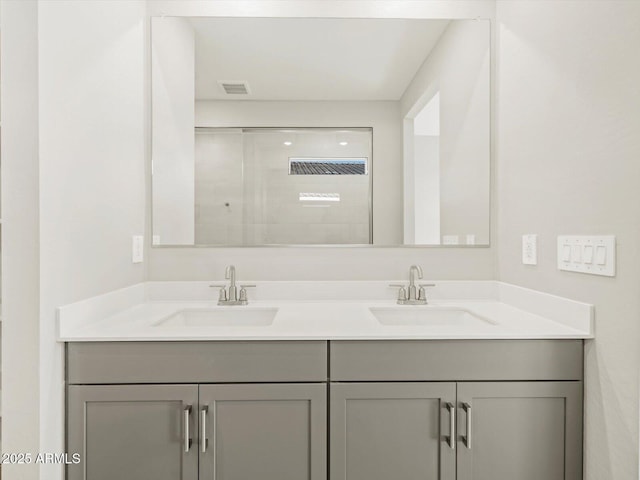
[194,128,372,245]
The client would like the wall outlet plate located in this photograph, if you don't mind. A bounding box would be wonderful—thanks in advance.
[132,235,144,263]
[522,234,538,265]
[442,235,459,245]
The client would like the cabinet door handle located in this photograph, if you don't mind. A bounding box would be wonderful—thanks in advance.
[184,405,192,453]
[446,402,455,450]
[201,406,209,453]
[463,402,472,449]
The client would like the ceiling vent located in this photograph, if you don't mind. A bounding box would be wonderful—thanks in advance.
[218,81,250,95]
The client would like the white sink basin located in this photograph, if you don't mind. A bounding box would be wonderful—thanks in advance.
[154,307,278,327]
[369,306,496,327]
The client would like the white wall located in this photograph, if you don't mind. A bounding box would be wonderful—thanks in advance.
[1,2,41,478]
[495,2,640,479]
[2,2,147,479]
[413,135,440,244]
[411,93,441,244]
[402,20,491,245]
[146,0,496,20]
[151,17,195,245]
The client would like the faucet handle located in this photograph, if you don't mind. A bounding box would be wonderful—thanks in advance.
[238,287,247,302]
[214,286,227,302]
[389,284,408,302]
[238,285,256,303]
[210,284,229,301]
[417,284,435,302]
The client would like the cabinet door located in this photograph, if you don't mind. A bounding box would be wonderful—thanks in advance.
[199,383,326,480]
[67,384,198,480]
[457,382,582,480]
[330,382,457,480]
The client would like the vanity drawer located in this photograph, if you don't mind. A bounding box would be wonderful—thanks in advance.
[330,340,583,381]
[67,341,328,384]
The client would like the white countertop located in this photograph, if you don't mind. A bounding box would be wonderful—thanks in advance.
[57,281,594,341]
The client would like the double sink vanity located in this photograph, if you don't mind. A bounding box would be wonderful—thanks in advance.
[59,266,592,480]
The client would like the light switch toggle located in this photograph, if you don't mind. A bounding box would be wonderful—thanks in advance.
[583,245,594,264]
[595,245,607,265]
[571,245,582,263]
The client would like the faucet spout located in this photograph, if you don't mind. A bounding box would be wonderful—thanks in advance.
[408,265,423,301]
[409,265,423,287]
[225,265,236,287]
[225,265,237,301]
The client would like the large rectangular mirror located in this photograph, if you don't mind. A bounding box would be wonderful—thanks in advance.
[151,17,490,246]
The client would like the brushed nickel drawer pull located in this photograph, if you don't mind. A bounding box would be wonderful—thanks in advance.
[463,402,472,449]
[184,405,192,453]
[201,406,209,453]
[446,402,456,449]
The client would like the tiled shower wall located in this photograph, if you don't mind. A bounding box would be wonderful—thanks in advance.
[195,129,371,245]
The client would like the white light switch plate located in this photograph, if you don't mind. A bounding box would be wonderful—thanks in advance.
[557,235,615,276]
[522,234,538,265]
[132,235,144,263]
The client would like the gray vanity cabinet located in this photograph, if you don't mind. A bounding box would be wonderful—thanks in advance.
[199,383,326,480]
[330,381,582,480]
[330,382,456,480]
[456,382,583,480]
[67,340,583,480]
[66,341,328,480]
[68,383,326,480]
[67,384,199,480]
[329,340,584,480]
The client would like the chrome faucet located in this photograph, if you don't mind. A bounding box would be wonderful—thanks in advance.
[211,265,255,305]
[390,265,435,305]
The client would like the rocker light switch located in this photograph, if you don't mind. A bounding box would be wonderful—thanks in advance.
[583,245,594,264]
[571,245,582,263]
